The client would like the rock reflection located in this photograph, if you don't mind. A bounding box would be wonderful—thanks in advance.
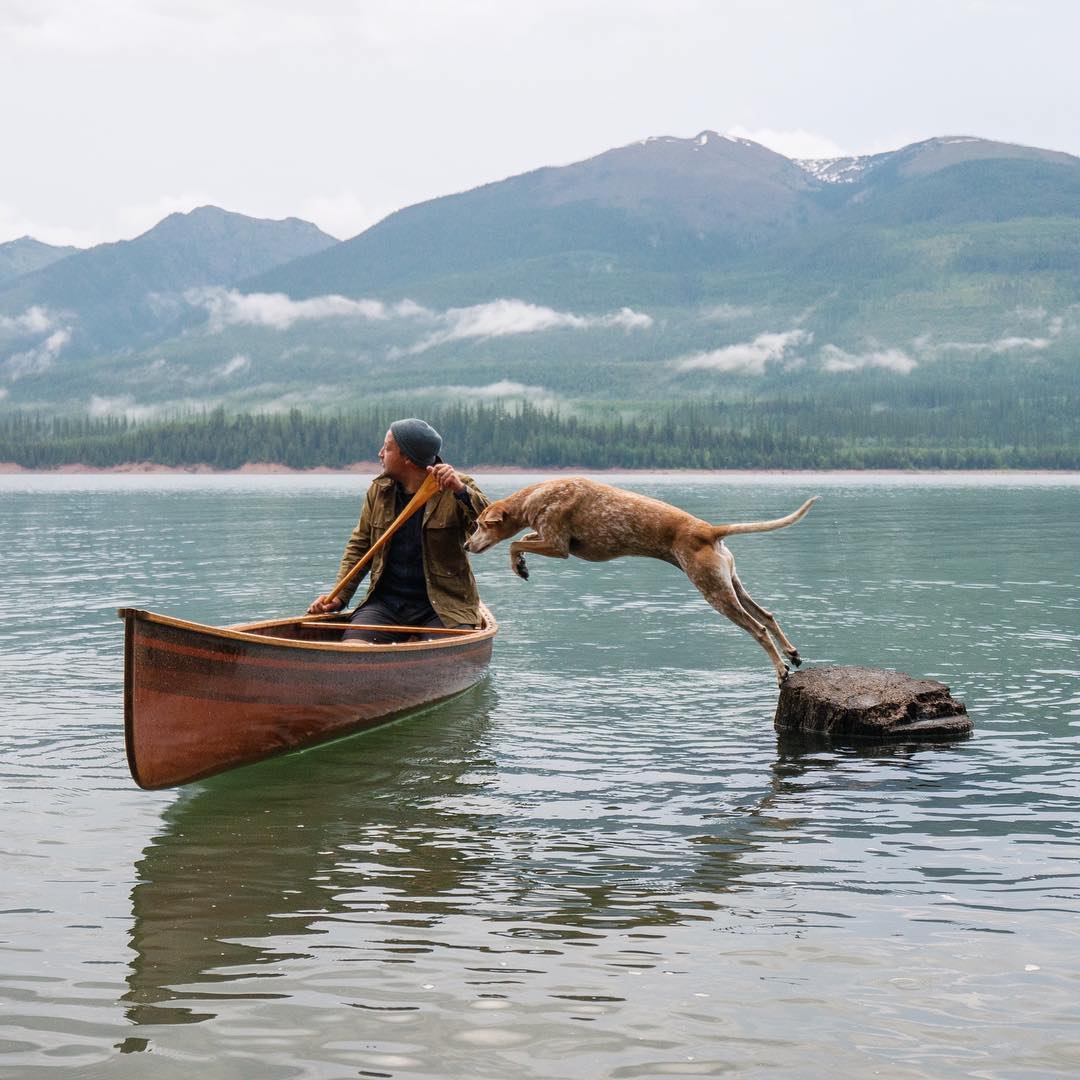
[774,729,969,767]
[688,730,975,897]
[126,688,970,1029]
[124,684,500,1025]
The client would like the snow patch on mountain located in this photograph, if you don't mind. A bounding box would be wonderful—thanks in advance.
[636,130,756,152]
[795,156,875,184]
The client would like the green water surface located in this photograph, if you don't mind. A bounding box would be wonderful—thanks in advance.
[1,472,1078,1078]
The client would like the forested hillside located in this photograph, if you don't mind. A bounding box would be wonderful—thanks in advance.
[1,131,1078,468]
[3,394,1075,470]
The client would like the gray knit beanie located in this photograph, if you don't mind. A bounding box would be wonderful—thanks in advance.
[389,418,442,467]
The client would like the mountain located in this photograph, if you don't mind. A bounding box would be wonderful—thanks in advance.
[800,136,1080,226]
[0,236,78,287]
[243,133,1080,315]
[798,134,1077,187]
[2,133,1079,428]
[0,207,338,352]
[246,132,824,305]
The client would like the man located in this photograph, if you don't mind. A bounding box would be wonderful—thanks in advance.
[308,418,489,642]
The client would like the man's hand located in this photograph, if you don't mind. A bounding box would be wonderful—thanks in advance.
[307,594,344,615]
[428,462,465,493]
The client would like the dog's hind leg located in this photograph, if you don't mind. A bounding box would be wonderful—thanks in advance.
[508,531,570,580]
[682,545,792,686]
[730,567,803,668]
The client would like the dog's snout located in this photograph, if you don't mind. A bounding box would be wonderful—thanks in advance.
[466,530,490,554]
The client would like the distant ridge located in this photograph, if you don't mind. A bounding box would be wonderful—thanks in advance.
[0,236,79,287]
[0,207,339,351]
[2,131,1080,426]
[796,134,1080,185]
[246,132,1080,307]
[246,130,826,303]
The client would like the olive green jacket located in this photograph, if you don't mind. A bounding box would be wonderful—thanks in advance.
[334,473,490,626]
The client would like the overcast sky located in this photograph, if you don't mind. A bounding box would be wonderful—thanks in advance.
[2,0,1077,247]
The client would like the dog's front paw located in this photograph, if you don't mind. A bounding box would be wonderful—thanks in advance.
[778,664,791,686]
[512,555,530,580]
[788,650,803,668]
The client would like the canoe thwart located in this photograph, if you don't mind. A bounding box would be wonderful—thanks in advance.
[299,621,477,636]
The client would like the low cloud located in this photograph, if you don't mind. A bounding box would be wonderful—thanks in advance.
[463,379,551,398]
[701,303,755,322]
[216,353,251,378]
[417,379,560,409]
[237,384,342,413]
[672,329,811,375]
[819,344,916,374]
[989,335,1054,353]
[187,291,653,356]
[0,306,57,336]
[145,292,186,321]
[929,315,1064,356]
[188,288,419,332]
[935,334,1055,355]
[3,327,71,379]
[88,394,166,421]
[1,307,73,379]
[406,300,653,354]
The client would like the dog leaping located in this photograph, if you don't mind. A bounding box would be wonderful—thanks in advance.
[466,477,819,685]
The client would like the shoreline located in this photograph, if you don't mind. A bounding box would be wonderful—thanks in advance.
[1,461,1078,478]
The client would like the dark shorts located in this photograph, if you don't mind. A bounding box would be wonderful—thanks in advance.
[344,596,448,644]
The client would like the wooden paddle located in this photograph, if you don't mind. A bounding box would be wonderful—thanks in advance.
[324,471,441,606]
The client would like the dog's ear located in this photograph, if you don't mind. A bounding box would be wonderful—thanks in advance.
[482,508,506,526]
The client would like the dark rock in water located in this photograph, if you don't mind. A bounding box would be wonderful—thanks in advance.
[774,666,972,740]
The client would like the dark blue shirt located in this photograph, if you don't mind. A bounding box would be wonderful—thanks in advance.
[371,483,428,607]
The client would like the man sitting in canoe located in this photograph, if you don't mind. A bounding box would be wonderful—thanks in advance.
[307,418,489,642]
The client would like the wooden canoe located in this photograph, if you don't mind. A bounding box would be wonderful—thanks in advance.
[118,604,497,789]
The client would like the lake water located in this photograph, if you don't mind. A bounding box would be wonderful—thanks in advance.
[2,471,1079,1078]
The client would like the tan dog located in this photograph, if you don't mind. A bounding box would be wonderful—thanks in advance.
[466,477,818,684]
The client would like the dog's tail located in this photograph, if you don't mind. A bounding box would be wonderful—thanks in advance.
[710,496,819,541]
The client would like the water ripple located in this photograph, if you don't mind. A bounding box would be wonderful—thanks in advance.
[2,475,1080,1077]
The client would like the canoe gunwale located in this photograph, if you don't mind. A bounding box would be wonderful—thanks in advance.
[116,605,497,653]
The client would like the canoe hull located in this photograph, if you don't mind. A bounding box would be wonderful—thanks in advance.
[121,607,495,789]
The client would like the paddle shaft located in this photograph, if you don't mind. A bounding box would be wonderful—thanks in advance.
[326,472,441,605]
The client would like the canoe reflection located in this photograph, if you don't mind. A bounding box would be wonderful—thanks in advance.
[124,684,499,1025]
[125,692,874,1027]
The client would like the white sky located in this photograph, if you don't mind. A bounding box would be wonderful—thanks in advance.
[1,0,1077,247]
